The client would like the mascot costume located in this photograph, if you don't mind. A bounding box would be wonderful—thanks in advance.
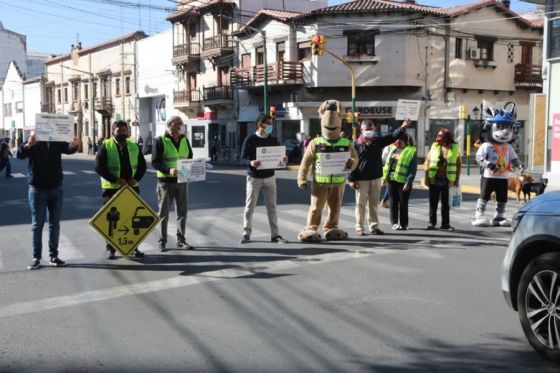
[472,102,524,227]
[297,100,359,242]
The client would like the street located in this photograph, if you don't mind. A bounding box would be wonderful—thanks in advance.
[0,157,556,372]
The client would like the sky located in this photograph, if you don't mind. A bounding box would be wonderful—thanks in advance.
[0,0,538,54]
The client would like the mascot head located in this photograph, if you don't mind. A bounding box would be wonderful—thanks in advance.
[318,99,343,139]
[482,102,517,144]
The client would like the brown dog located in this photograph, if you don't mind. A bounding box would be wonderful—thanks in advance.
[490,174,534,202]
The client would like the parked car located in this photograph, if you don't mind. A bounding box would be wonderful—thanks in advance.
[502,190,560,363]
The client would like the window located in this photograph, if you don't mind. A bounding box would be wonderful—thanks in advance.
[346,31,377,57]
[3,103,12,117]
[57,89,61,104]
[455,38,463,59]
[241,53,251,68]
[93,82,98,99]
[189,22,197,40]
[115,78,121,96]
[276,41,285,62]
[72,82,79,101]
[101,78,110,97]
[549,0,560,59]
[64,87,69,103]
[125,76,131,95]
[298,41,311,61]
[476,37,495,61]
[218,66,229,86]
[84,83,89,100]
[15,101,23,113]
[256,46,264,65]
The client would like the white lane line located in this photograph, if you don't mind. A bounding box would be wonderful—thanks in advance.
[62,171,75,175]
[10,173,26,178]
[146,169,157,173]
[82,170,97,174]
[0,247,393,319]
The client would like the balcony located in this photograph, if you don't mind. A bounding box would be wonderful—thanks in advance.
[172,43,201,65]
[201,34,234,58]
[173,89,201,108]
[95,97,113,114]
[202,85,232,105]
[514,64,543,90]
[41,103,55,113]
[68,100,82,114]
[231,61,305,88]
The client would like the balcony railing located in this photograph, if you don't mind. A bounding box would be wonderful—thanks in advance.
[231,61,304,87]
[68,100,82,114]
[202,85,232,101]
[202,34,234,55]
[514,64,542,89]
[94,97,113,113]
[41,103,56,113]
[173,89,201,105]
[172,43,201,65]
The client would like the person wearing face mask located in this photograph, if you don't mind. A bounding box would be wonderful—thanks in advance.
[424,128,461,231]
[239,114,288,244]
[382,132,417,231]
[348,119,412,236]
[95,120,147,259]
[152,115,194,252]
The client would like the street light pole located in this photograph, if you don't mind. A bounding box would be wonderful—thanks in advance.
[262,30,269,117]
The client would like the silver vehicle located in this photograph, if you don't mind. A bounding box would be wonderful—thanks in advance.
[502,190,560,363]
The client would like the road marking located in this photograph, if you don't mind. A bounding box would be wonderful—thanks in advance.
[62,171,75,175]
[82,170,97,174]
[146,169,157,173]
[43,233,86,260]
[0,250,3,271]
[10,173,26,178]
[0,247,393,319]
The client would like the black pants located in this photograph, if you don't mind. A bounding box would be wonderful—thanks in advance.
[429,183,450,227]
[480,177,508,203]
[388,180,411,227]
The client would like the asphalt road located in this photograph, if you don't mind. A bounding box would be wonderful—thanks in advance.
[0,157,556,372]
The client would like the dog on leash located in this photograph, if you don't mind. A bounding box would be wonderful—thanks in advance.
[490,174,534,202]
[520,178,548,202]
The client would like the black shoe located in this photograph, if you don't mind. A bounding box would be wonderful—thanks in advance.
[370,228,384,235]
[132,249,145,258]
[440,225,455,231]
[177,239,195,250]
[271,235,288,243]
[49,257,66,267]
[426,224,436,230]
[158,242,167,252]
[240,234,250,244]
[28,258,41,270]
[106,249,116,260]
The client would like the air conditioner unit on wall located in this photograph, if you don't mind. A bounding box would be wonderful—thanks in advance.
[468,48,480,60]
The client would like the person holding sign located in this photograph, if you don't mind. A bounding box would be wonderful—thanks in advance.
[16,133,80,269]
[382,132,417,231]
[151,115,194,252]
[348,119,412,236]
[424,128,461,231]
[95,120,147,259]
[239,114,288,244]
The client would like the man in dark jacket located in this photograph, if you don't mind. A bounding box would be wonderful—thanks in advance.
[17,134,80,269]
[95,120,147,259]
[348,119,411,235]
[0,138,13,178]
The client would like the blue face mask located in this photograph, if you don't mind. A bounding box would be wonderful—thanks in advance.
[364,130,374,138]
[265,125,273,135]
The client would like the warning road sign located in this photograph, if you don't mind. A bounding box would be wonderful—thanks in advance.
[89,186,160,256]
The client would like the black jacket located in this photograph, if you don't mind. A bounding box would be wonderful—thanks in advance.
[17,141,77,188]
[348,127,406,181]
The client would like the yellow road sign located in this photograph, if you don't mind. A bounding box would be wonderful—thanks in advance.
[89,186,160,256]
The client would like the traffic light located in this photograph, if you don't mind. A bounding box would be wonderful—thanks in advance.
[311,34,327,56]
[269,106,277,121]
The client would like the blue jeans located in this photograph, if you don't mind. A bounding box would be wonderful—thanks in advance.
[29,186,63,259]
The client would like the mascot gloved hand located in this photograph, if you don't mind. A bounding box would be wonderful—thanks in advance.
[472,102,522,227]
[297,99,358,242]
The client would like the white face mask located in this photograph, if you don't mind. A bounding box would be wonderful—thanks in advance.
[364,130,374,138]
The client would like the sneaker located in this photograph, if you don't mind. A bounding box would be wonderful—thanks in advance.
[28,258,41,270]
[370,228,384,235]
[271,235,288,243]
[441,225,455,231]
[398,225,408,231]
[158,242,167,252]
[49,257,66,267]
[240,234,250,244]
[106,249,116,260]
[177,239,195,250]
[391,224,401,230]
[356,229,365,236]
[426,224,436,230]
[132,249,145,258]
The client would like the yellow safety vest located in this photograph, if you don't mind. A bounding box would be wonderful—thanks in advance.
[156,136,190,178]
[314,137,351,184]
[428,143,459,182]
[100,139,139,189]
[383,145,416,183]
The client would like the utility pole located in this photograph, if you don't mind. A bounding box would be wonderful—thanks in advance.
[121,42,125,123]
[263,30,268,117]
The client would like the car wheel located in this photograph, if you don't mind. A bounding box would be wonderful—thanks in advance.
[517,252,560,363]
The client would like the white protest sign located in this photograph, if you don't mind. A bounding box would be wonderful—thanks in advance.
[34,113,75,142]
[177,158,206,183]
[318,152,350,176]
[395,99,422,121]
[256,146,286,170]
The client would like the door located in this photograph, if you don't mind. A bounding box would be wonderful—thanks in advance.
[520,42,534,65]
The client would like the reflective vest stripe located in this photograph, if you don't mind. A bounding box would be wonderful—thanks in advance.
[100,139,139,189]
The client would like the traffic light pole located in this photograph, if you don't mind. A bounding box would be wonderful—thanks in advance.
[466,114,471,176]
[324,49,356,139]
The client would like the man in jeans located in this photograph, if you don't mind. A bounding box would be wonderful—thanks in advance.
[152,115,194,251]
[17,133,80,269]
[239,114,288,244]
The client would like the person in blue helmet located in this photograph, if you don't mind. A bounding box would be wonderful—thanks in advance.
[472,102,524,227]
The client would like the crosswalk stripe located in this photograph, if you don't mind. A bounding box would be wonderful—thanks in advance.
[48,233,86,260]
[146,169,157,174]
[62,171,75,175]
[82,170,97,174]
[11,172,26,178]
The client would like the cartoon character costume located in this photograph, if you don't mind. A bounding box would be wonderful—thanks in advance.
[297,100,359,242]
[472,102,524,227]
